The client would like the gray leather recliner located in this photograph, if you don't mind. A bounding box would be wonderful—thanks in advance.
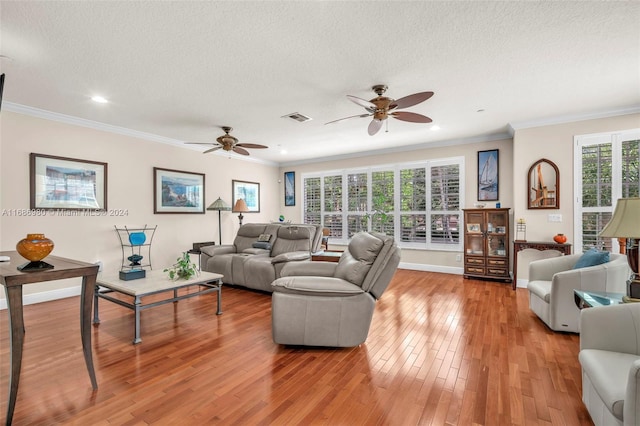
[271,231,401,347]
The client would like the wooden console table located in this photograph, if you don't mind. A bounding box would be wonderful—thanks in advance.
[0,251,99,425]
[512,241,572,289]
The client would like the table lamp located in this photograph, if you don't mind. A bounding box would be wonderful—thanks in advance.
[233,198,249,225]
[599,197,640,298]
[207,197,231,245]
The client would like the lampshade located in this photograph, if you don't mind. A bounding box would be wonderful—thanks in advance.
[599,198,640,238]
[233,199,249,213]
[207,197,231,211]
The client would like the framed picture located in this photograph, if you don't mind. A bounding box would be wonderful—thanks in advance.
[528,158,559,209]
[478,149,499,201]
[154,167,205,214]
[466,223,481,233]
[232,180,260,212]
[284,171,295,206]
[30,153,107,210]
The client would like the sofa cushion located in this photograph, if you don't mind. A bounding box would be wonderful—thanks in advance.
[574,248,610,269]
[271,226,313,257]
[272,276,365,297]
[579,349,640,421]
[335,232,383,286]
[527,280,551,303]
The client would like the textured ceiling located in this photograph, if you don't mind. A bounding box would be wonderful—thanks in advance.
[1,1,639,165]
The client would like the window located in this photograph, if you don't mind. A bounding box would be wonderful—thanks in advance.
[302,157,464,250]
[574,129,640,253]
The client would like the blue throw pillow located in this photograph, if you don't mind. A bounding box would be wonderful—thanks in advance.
[252,241,272,250]
[573,248,610,269]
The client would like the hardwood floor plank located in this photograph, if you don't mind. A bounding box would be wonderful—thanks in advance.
[0,270,593,425]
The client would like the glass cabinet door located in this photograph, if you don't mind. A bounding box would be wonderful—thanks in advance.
[486,211,507,257]
[465,233,485,256]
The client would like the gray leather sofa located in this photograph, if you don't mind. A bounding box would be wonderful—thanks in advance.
[527,253,629,332]
[200,223,323,292]
[271,231,401,347]
[579,302,640,425]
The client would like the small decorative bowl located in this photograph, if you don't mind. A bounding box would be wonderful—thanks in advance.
[474,203,486,208]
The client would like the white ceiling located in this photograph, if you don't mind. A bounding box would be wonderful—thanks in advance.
[1,1,639,166]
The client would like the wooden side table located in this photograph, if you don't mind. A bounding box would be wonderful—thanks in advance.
[513,241,572,289]
[0,251,99,425]
[311,251,343,263]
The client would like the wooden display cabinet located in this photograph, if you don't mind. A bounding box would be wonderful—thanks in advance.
[463,208,511,283]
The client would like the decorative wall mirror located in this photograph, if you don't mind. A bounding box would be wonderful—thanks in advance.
[528,158,559,209]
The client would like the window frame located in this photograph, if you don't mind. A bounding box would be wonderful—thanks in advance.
[302,156,464,251]
[573,128,640,253]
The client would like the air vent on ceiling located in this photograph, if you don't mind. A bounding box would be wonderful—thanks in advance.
[281,112,312,123]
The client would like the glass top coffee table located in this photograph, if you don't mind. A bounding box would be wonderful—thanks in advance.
[94,269,223,344]
[573,289,625,309]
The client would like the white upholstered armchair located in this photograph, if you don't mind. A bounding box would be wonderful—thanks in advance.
[579,302,640,425]
[527,253,629,332]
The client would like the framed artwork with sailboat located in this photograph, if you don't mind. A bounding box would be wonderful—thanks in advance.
[478,149,499,201]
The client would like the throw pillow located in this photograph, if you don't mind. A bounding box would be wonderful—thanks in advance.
[257,233,271,242]
[573,248,610,269]
[252,241,272,250]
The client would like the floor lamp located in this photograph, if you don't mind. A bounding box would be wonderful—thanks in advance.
[207,197,231,245]
[599,197,640,298]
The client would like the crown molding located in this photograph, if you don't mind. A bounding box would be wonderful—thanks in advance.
[2,103,278,166]
[507,105,640,136]
[278,132,512,167]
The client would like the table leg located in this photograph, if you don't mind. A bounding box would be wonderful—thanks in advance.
[133,295,142,344]
[81,274,98,390]
[4,285,24,426]
[93,284,100,324]
[216,282,222,315]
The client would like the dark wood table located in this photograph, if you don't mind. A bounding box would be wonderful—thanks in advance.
[0,251,99,425]
[512,241,572,289]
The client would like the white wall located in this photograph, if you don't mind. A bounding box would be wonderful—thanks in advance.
[278,137,515,271]
[0,111,280,302]
[512,112,640,282]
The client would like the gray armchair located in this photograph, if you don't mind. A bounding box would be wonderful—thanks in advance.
[271,231,400,347]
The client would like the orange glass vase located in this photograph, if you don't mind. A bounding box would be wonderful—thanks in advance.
[16,233,54,261]
[553,233,567,244]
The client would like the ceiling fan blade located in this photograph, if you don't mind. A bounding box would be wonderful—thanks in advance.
[347,95,376,110]
[233,146,250,156]
[236,143,268,149]
[389,91,434,110]
[185,142,216,145]
[203,146,222,154]
[391,111,433,123]
[368,119,383,136]
[325,113,372,125]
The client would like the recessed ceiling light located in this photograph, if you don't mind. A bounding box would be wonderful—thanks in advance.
[430,125,441,131]
[91,95,108,104]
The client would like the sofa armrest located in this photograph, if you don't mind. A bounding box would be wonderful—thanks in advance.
[280,261,338,277]
[580,303,640,354]
[200,244,236,256]
[271,276,364,297]
[529,254,580,281]
[271,251,311,264]
[626,359,640,426]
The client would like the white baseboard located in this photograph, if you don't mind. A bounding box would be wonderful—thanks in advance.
[0,286,81,310]
[399,262,464,275]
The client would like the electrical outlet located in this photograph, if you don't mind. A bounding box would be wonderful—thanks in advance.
[456,254,462,262]
[548,214,562,222]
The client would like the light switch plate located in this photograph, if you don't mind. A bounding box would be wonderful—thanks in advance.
[548,214,562,222]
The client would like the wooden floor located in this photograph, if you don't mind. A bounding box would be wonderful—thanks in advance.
[0,269,592,425]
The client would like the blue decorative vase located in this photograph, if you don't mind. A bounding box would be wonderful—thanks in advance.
[129,232,146,246]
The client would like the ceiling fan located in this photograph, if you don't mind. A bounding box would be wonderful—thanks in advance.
[326,85,434,136]
[185,126,268,156]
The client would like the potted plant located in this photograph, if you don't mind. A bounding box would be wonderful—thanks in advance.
[164,252,199,280]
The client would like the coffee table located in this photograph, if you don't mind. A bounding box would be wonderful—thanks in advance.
[94,269,223,344]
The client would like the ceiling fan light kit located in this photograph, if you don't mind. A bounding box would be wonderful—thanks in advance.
[327,84,434,136]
